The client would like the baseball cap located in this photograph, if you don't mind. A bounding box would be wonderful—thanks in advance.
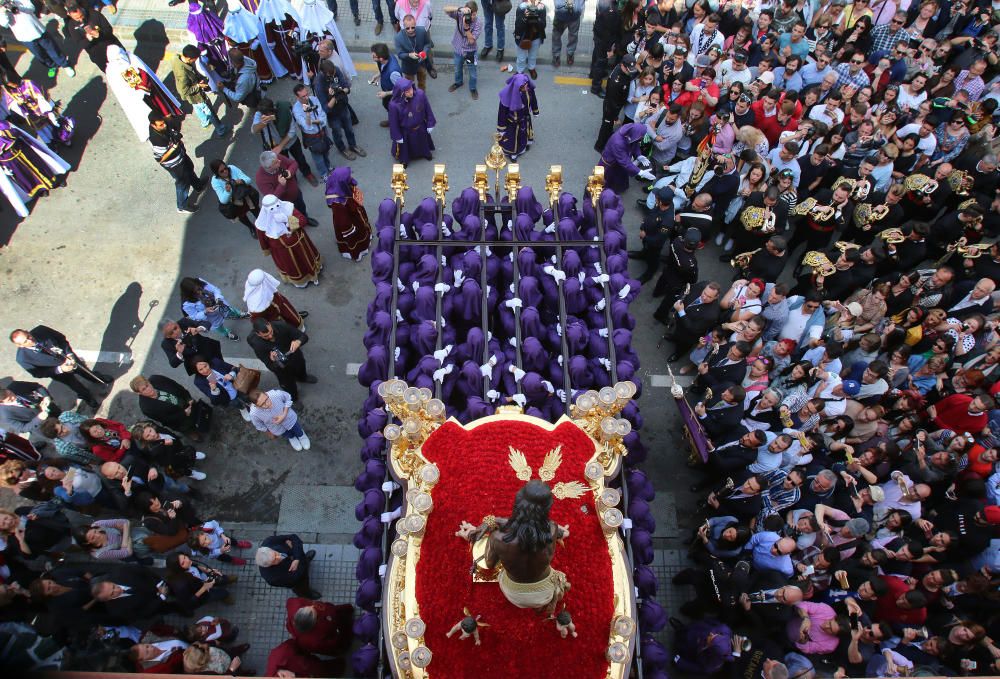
[845,517,870,537]
[734,49,749,63]
[654,185,675,202]
[756,71,775,85]
[842,379,861,396]
[683,227,702,247]
[845,302,864,318]
[695,54,713,68]
[622,54,636,67]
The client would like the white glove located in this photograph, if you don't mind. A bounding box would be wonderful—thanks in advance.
[381,507,402,523]
[381,480,400,493]
[594,262,603,274]
[509,366,526,382]
[505,297,523,310]
[394,346,401,360]
[440,255,447,267]
[618,284,632,299]
[379,564,388,577]
[637,169,655,181]
[508,252,515,261]
[411,281,420,293]
[556,323,563,337]
[509,336,518,347]
[480,356,497,378]
[434,282,451,294]
[541,380,555,394]
[557,354,564,366]
[544,222,556,234]
[557,388,568,403]
[433,365,453,383]
[511,393,527,408]
[440,315,447,328]
[551,255,558,264]
[486,285,493,297]
[484,246,493,257]
[599,358,612,370]
[453,270,465,286]
[592,273,610,285]
[396,278,406,292]
[395,309,404,322]
[487,331,494,341]
[543,266,566,284]
[594,299,607,311]
[506,219,513,231]
[486,389,500,401]
[441,224,452,237]
[427,127,434,133]
[433,344,453,362]
[508,283,516,294]
[399,222,408,238]
[578,272,586,285]
[598,328,609,338]
[636,154,650,167]
[394,138,404,144]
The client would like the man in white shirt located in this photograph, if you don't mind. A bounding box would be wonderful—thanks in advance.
[809,91,845,126]
[0,0,74,79]
[687,13,724,65]
[895,120,937,166]
[718,48,754,87]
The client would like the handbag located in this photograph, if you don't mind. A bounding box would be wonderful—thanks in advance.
[518,38,534,49]
[233,365,261,394]
[303,130,332,154]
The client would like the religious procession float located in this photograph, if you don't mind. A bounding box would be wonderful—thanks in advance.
[349,153,668,678]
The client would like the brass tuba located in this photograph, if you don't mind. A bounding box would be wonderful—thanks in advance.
[731,248,762,269]
[947,170,974,196]
[958,241,993,258]
[903,174,938,195]
[740,205,776,232]
[801,250,837,276]
[878,228,906,244]
[791,197,835,221]
[836,176,871,202]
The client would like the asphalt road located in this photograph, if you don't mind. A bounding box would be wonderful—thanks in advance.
[0,44,721,532]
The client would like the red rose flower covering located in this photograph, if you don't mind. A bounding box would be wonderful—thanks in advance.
[414,419,614,678]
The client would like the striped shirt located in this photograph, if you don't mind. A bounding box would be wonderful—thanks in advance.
[248,389,299,435]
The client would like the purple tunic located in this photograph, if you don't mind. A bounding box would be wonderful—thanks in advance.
[388,78,436,165]
[599,122,646,193]
[496,74,538,159]
[187,1,231,74]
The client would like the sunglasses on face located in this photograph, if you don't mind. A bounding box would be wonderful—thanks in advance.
[890,18,904,24]
[851,59,865,64]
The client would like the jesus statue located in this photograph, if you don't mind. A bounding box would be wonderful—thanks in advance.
[456,480,570,614]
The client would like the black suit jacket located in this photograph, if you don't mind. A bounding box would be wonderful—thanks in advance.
[700,347,747,393]
[677,284,721,338]
[247,322,309,373]
[700,395,746,441]
[138,375,194,431]
[259,534,309,588]
[711,480,763,521]
[15,326,74,379]
[160,318,223,375]
[92,566,165,623]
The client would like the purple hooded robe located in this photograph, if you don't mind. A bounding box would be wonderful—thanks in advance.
[388,78,436,165]
[599,122,646,193]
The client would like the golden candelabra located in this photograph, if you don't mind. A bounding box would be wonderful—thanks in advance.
[570,381,637,474]
[379,379,448,477]
[390,164,409,205]
[473,164,489,202]
[505,164,521,202]
[485,133,508,200]
[587,165,605,208]
[431,164,449,205]
[545,165,563,205]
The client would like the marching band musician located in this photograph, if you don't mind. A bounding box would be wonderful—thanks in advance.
[651,226,703,304]
[787,182,855,262]
[841,184,906,245]
[730,187,790,256]
[928,202,985,259]
[740,235,789,283]
[900,164,954,222]
[881,224,931,273]
[952,153,998,210]
[792,246,860,300]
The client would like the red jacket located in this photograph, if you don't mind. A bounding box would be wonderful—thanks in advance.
[256,153,302,203]
[266,639,340,678]
[90,418,130,463]
[932,394,987,435]
[875,575,927,626]
[285,597,354,656]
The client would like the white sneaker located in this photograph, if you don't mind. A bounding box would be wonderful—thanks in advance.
[298,434,311,450]
[239,408,251,422]
[714,232,725,246]
[289,436,303,451]
[63,66,76,77]
[195,451,206,460]
[723,239,734,252]
[189,470,207,480]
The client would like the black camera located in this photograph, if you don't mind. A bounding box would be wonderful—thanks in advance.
[291,40,314,58]
[279,169,291,180]
[0,0,20,15]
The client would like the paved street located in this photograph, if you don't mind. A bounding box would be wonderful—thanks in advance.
[0,8,731,671]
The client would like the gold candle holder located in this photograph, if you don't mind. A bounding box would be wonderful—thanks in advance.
[432,163,449,205]
[545,165,563,205]
[587,165,605,208]
[473,164,489,202]
[485,133,507,199]
[505,164,521,202]
[391,164,409,205]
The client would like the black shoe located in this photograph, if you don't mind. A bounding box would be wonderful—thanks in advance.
[528,68,538,79]
[305,588,322,600]
[567,54,575,66]
[591,87,605,98]
[302,374,318,384]
[480,46,492,59]
[496,49,504,62]
[306,217,318,227]
[667,353,680,363]
[353,15,361,25]
[552,55,561,68]
[305,549,317,560]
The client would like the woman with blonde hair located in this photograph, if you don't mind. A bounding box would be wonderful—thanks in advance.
[732,124,769,159]
[183,641,242,674]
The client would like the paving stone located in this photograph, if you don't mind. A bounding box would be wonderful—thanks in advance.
[650,491,679,537]
[277,485,363,535]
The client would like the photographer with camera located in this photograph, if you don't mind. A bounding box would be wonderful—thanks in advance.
[248,319,316,403]
[292,83,337,176]
[445,2,483,99]
[256,150,318,225]
[173,45,230,139]
[148,111,205,214]
[513,0,546,78]
[550,0,582,68]
[314,60,366,160]
[0,0,74,80]
[160,319,224,376]
[221,49,261,110]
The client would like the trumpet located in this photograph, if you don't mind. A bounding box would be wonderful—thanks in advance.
[949,236,993,258]
[790,197,835,221]
[731,248,762,269]
[853,202,890,230]
[878,228,905,244]
[834,240,860,253]
[740,205,777,232]
[903,174,938,195]
[801,250,837,277]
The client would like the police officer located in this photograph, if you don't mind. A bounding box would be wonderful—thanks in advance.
[629,185,676,283]
[652,226,702,307]
[594,53,637,151]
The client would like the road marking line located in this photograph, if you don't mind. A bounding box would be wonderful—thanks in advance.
[346,363,361,376]
[650,374,693,388]
[74,350,134,365]
[554,75,591,86]
[355,62,377,72]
